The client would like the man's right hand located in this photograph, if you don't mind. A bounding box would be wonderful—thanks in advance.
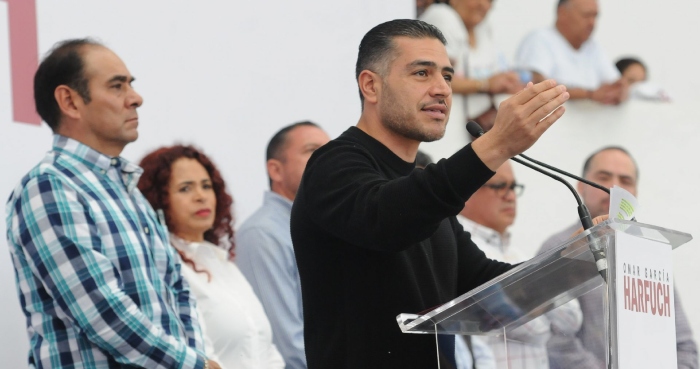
[472,79,569,171]
[207,360,223,369]
[590,80,629,105]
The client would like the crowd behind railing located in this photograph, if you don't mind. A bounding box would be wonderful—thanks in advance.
[417,0,669,136]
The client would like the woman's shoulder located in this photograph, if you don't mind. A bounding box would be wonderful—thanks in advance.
[201,241,229,261]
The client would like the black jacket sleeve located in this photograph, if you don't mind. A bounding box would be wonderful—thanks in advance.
[300,141,494,252]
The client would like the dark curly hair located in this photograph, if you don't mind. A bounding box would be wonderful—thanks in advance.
[138,145,236,274]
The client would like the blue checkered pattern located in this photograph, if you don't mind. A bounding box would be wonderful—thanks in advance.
[6,135,206,369]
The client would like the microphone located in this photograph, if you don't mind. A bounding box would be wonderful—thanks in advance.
[466,121,607,282]
[518,153,609,195]
[467,122,609,194]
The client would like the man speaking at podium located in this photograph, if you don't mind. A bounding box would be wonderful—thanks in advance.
[290,19,570,368]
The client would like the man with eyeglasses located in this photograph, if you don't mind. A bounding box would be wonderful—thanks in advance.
[457,161,582,369]
[457,161,522,260]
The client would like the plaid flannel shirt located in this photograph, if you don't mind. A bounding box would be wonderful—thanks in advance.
[6,135,206,369]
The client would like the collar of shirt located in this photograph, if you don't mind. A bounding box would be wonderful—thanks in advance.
[52,134,143,192]
[264,191,293,212]
[457,215,511,250]
[170,233,227,262]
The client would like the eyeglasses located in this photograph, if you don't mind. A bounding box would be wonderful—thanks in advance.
[482,182,525,197]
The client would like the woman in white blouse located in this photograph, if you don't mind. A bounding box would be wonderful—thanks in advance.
[138,145,284,369]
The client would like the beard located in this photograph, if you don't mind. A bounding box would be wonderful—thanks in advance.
[379,82,448,143]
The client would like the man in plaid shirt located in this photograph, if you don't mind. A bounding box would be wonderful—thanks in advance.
[6,39,220,369]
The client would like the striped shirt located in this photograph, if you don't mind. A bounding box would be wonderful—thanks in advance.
[6,135,206,369]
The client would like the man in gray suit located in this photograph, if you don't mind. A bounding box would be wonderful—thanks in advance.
[539,146,698,369]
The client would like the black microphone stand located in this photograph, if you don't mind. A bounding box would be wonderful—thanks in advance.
[466,121,606,282]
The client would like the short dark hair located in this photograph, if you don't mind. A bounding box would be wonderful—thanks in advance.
[615,57,646,75]
[355,19,447,107]
[582,146,639,179]
[266,121,320,187]
[34,38,102,132]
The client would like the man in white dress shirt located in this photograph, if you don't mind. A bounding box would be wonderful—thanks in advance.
[457,161,582,369]
[515,0,628,105]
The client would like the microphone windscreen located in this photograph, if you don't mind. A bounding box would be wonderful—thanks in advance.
[466,121,485,138]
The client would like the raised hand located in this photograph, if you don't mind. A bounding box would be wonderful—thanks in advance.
[472,79,570,170]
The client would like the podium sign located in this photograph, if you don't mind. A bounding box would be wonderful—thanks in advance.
[397,219,692,369]
[612,230,677,368]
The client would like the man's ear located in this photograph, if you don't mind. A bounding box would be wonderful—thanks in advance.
[358,70,381,105]
[267,159,284,185]
[556,4,567,19]
[577,180,585,196]
[54,85,82,121]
